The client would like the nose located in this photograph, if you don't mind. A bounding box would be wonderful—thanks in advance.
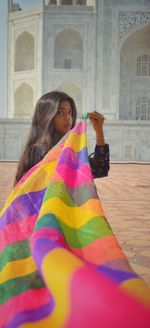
[65,112,71,121]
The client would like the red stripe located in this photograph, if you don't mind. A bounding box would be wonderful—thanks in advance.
[30,227,68,250]
[0,288,51,326]
[0,214,37,252]
[70,235,126,265]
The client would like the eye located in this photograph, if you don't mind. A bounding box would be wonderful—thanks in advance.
[68,110,73,116]
[57,110,64,116]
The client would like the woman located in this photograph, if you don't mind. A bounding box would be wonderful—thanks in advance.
[14,90,109,185]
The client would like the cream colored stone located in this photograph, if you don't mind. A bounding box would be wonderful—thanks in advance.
[123,250,136,258]
[130,263,150,275]
[1,0,150,161]
[139,250,150,257]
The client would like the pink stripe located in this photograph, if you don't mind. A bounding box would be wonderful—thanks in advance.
[73,121,86,135]
[67,267,150,328]
[0,214,37,252]
[17,122,85,187]
[0,288,51,326]
[57,164,92,188]
[30,227,69,250]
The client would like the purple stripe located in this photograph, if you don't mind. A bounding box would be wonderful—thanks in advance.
[6,298,54,328]
[0,189,46,230]
[32,237,61,275]
[97,265,138,284]
[58,147,89,170]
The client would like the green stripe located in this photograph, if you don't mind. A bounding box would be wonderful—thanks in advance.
[62,216,113,248]
[34,213,63,233]
[0,239,30,271]
[68,182,98,206]
[35,213,112,248]
[45,181,98,206]
[0,271,44,305]
[44,181,75,207]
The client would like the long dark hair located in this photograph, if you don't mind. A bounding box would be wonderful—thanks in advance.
[14,90,77,185]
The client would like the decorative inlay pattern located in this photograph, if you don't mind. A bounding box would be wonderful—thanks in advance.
[120,12,150,39]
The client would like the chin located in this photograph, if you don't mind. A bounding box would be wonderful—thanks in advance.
[63,128,71,134]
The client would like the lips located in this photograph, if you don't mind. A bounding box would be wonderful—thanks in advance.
[64,124,71,129]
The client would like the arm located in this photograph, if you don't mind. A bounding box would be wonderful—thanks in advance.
[88,111,110,179]
[89,144,110,178]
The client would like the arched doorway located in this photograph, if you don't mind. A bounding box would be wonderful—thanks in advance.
[14,83,34,117]
[15,32,35,72]
[119,24,150,120]
[54,28,83,69]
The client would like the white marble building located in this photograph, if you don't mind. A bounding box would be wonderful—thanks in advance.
[0,0,150,161]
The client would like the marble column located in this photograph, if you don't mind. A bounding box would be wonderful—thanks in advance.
[56,0,62,5]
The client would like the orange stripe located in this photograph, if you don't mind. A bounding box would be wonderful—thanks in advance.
[71,235,126,265]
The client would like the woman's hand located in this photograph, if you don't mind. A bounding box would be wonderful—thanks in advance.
[88,111,105,146]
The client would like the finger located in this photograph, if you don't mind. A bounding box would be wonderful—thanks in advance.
[89,111,105,119]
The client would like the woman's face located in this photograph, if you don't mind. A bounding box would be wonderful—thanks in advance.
[54,100,73,136]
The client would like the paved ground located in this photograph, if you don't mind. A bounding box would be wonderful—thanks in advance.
[0,162,150,284]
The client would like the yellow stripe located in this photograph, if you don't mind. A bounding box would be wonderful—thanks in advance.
[64,132,86,152]
[20,162,57,193]
[0,162,57,216]
[80,199,105,216]
[39,197,98,228]
[0,131,85,217]
[0,257,36,283]
[120,278,150,306]
[21,248,84,328]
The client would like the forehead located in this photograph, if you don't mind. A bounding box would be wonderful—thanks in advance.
[59,100,72,109]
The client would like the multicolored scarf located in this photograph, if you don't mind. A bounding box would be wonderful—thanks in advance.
[0,121,150,328]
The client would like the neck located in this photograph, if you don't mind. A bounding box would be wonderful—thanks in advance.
[51,131,62,147]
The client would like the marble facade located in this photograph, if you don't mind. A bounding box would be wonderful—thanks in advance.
[0,0,150,161]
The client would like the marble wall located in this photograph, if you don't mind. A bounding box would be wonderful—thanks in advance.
[1,0,150,161]
[0,119,149,162]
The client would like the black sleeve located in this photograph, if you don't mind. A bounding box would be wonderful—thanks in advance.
[89,144,110,179]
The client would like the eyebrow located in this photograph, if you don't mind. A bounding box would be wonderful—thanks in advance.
[58,106,72,110]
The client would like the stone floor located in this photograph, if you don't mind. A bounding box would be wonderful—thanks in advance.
[0,162,150,284]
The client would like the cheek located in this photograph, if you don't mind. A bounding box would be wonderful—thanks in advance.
[54,117,61,129]
[71,117,74,127]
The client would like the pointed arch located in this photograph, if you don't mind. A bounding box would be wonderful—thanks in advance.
[15,32,35,71]
[14,83,34,117]
[119,24,150,120]
[54,28,83,69]
[57,82,82,114]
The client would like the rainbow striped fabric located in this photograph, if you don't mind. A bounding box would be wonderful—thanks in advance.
[0,121,150,328]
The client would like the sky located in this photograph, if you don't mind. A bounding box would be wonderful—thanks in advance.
[17,0,41,10]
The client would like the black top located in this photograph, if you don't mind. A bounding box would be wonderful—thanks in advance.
[29,138,110,179]
[89,144,110,178]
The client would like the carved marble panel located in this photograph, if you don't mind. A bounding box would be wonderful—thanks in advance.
[119,12,150,39]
